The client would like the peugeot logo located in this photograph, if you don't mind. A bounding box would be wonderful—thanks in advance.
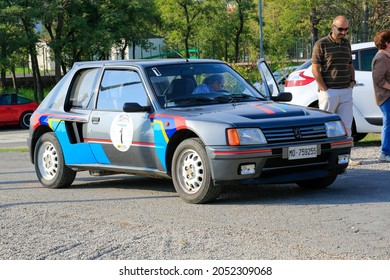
[293,128,302,139]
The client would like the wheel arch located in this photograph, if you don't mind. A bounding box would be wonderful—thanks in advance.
[30,125,53,164]
[165,129,198,176]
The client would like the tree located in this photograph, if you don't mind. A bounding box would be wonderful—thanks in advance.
[101,0,160,59]
[0,2,30,92]
[0,0,387,96]
[157,0,209,58]
[31,0,110,75]
[368,0,390,35]
[228,0,256,62]
[2,0,45,101]
[39,0,72,82]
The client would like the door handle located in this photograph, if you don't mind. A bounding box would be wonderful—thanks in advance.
[92,117,100,124]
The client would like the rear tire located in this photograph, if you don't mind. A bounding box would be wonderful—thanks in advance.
[19,111,33,129]
[352,133,367,142]
[351,122,367,142]
[296,174,337,189]
[172,138,221,204]
[34,132,76,188]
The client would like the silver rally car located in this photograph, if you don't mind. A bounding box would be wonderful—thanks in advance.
[28,58,352,204]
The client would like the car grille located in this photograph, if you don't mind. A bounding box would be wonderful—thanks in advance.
[262,124,327,143]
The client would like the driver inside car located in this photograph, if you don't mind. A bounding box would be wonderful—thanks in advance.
[192,74,225,94]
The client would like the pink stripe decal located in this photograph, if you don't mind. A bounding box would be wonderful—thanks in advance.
[252,104,275,114]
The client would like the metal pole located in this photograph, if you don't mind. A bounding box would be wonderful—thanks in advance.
[362,0,369,42]
[258,0,264,59]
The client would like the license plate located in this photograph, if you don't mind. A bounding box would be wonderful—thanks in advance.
[288,145,317,160]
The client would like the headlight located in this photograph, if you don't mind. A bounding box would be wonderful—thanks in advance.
[325,121,347,138]
[227,128,267,145]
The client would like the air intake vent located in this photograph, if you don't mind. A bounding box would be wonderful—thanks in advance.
[263,124,327,143]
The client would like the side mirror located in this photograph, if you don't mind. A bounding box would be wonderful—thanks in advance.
[271,92,292,102]
[123,102,151,113]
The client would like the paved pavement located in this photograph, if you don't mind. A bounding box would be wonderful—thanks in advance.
[0,128,29,148]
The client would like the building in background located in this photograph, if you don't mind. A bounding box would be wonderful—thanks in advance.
[111,38,166,60]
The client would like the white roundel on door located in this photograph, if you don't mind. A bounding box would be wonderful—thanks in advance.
[110,113,134,152]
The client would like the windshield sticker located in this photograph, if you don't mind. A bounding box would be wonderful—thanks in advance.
[110,113,134,152]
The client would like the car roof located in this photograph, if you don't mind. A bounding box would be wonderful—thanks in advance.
[72,59,225,69]
[351,41,375,51]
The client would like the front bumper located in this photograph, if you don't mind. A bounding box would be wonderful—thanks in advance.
[206,139,352,186]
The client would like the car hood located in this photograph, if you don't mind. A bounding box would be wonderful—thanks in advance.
[165,101,322,123]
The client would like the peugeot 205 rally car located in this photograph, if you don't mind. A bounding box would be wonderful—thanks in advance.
[28,58,352,204]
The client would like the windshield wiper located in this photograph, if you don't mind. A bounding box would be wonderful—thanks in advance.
[165,96,214,105]
[215,93,263,103]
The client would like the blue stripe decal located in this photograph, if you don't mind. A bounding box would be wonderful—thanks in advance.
[90,144,111,164]
[152,120,168,170]
[53,121,100,165]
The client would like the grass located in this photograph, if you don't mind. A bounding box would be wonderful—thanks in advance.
[1,88,52,102]
[19,88,52,101]
[0,147,29,153]
[6,67,54,76]
[355,133,381,147]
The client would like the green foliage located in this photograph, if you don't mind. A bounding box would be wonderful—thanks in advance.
[230,62,261,84]
[18,88,51,101]
[355,133,381,147]
[0,147,29,153]
[1,0,389,84]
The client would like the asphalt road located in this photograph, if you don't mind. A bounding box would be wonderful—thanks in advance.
[0,127,29,148]
[0,128,389,260]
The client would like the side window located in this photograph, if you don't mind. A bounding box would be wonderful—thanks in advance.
[0,94,10,105]
[352,52,359,70]
[360,48,378,71]
[352,47,378,72]
[97,69,148,111]
[18,95,33,104]
[69,68,100,109]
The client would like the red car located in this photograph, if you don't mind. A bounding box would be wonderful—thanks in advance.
[0,93,39,129]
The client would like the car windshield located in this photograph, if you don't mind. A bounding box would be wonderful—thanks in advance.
[145,62,266,108]
[296,60,312,71]
[0,93,32,105]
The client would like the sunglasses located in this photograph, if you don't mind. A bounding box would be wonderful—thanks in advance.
[333,25,349,32]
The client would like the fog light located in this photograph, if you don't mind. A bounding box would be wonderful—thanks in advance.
[338,154,350,164]
[240,163,256,175]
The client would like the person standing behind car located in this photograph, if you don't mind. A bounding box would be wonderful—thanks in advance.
[372,30,390,162]
[312,15,360,166]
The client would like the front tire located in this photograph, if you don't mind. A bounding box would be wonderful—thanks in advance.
[296,174,337,189]
[34,132,76,188]
[172,138,221,204]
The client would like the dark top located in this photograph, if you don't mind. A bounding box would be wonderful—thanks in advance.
[312,33,352,89]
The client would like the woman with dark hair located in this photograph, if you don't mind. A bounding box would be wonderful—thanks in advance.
[372,30,390,162]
